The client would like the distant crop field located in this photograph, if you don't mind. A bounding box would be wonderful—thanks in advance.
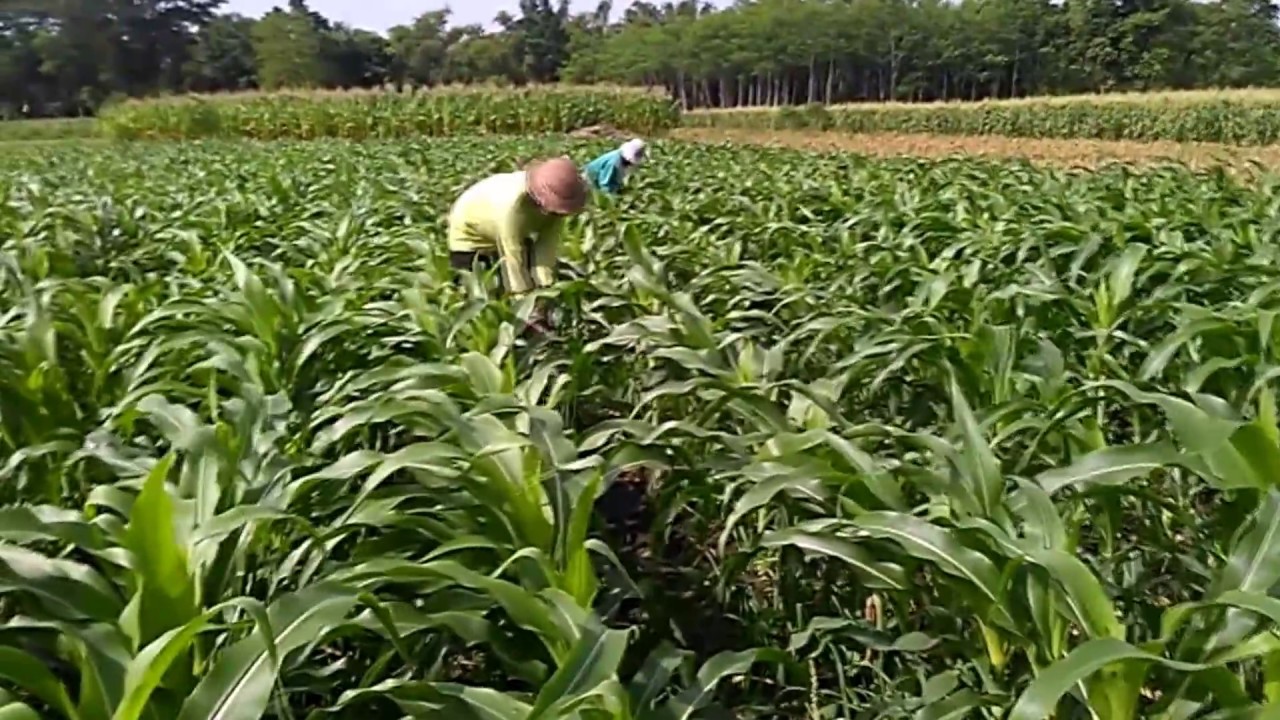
[673,127,1280,171]
[97,85,679,140]
[24,86,1280,153]
[0,116,98,141]
[684,88,1280,145]
[2,131,1280,717]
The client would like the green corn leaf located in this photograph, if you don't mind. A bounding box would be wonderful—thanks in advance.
[917,689,989,720]
[660,648,786,720]
[528,624,630,720]
[333,680,532,719]
[114,598,272,720]
[0,646,79,720]
[560,471,602,608]
[123,454,198,652]
[627,641,688,716]
[720,473,829,555]
[948,377,1004,517]
[759,527,908,590]
[1010,638,1206,720]
[1025,549,1124,640]
[0,544,122,622]
[853,512,1004,605]
[0,505,107,550]
[176,583,358,720]
[1035,442,1184,495]
[0,703,41,720]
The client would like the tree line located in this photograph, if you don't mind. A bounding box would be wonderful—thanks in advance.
[569,0,1280,106]
[2,0,1280,119]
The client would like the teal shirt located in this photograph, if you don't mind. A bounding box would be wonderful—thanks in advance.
[584,149,627,194]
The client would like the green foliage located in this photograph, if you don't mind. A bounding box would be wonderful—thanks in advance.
[5,135,1280,718]
[8,0,1280,123]
[565,0,1280,106]
[683,89,1280,145]
[513,0,572,83]
[97,86,680,140]
[0,118,97,141]
[186,14,258,93]
[251,8,327,90]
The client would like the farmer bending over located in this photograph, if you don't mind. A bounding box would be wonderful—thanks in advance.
[584,138,647,194]
[447,156,588,314]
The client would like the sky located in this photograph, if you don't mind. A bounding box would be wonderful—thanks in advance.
[221,0,644,32]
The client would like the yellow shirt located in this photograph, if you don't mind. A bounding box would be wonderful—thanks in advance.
[446,171,562,294]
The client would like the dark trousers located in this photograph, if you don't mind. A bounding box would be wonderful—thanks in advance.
[449,239,535,295]
[449,250,497,274]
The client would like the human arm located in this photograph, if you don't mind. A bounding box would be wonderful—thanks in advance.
[495,206,535,294]
[519,223,564,336]
[530,219,562,289]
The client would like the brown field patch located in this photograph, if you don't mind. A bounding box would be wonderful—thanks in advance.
[670,127,1280,171]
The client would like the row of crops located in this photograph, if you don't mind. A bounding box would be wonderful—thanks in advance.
[4,136,1280,718]
[95,86,680,140]
[12,86,1280,146]
[684,90,1280,145]
[0,117,98,142]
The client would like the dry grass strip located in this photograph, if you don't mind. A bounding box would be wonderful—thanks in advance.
[671,127,1280,172]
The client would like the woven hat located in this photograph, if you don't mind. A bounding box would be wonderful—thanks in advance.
[525,157,587,215]
[620,138,647,164]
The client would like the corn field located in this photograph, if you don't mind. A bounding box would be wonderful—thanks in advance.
[0,117,98,141]
[4,136,1280,719]
[97,86,680,141]
[684,90,1280,145]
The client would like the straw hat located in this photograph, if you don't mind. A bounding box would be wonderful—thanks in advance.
[525,157,587,215]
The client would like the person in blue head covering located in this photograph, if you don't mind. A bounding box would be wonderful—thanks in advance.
[583,138,647,195]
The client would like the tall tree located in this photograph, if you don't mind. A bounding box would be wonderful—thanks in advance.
[6,0,1280,118]
[104,0,225,95]
[1190,0,1280,87]
[514,0,570,82]
[251,6,324,89]
[325,24,390,88]
[0,14,44,116]
[185,12,255,91]
[387,10,450,86]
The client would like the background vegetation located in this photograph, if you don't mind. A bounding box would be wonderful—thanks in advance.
[97,86,679,140]
[3,0,1280,120]
[682,90,1280,145]
[38,83,1280,147]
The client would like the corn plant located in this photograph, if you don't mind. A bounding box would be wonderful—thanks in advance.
[5,135,1280,718]
[683,90,1280,145]
[98,86,680,141]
